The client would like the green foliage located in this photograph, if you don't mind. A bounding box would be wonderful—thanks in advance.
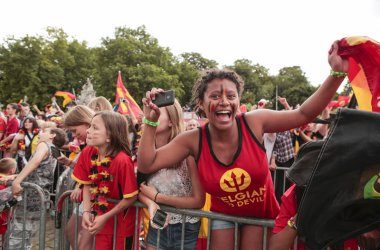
[0,28,95,106]
[0,26,324,111]
[229,59,275,106]
[272,66,316,109]
[92,26,183,106]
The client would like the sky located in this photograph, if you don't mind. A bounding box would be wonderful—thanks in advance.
[1,0,380,90]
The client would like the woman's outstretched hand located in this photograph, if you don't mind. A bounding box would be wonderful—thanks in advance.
[328,40,348,73]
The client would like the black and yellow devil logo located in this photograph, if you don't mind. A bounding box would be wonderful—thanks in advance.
[220,168,251,193]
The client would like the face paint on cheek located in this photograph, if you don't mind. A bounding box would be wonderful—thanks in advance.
[208,102,217,113]
[231,104,236,114]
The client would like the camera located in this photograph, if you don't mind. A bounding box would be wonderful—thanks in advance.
[151,209,168,229]
[152,90,175,108]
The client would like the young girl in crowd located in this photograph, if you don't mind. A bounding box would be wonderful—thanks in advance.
[72,111,138,250]
[58,105,94,249]
[9,117,39,172]
[138,99,205,250]
[11,127,67,250]
[138,41,348,250]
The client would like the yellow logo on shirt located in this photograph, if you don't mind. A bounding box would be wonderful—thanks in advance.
[220,168,251,192]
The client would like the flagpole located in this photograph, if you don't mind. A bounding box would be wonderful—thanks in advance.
[275,85,278,111]
[72,88,77,101]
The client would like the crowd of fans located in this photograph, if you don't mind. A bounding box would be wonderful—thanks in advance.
[0,39,378,250]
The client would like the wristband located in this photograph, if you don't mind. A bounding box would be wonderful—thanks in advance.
[330,69,347,78]
[154,192,159,202]
[83,210,92,214]
[143,117,160,127]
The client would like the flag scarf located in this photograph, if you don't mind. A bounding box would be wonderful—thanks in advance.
[294,108,380,249]
[338,36,380,112]
[327,95,351,109]
[55,91,76,107]
[115,72,142,117]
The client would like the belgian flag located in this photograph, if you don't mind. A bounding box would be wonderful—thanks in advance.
[338,36,380,112]
[55,91,76,107]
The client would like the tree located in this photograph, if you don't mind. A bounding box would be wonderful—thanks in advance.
[272,66,316,109]
[93,26,183,106]
[0,28,95,106]
[180,52,217,71]
[229,59,275,106]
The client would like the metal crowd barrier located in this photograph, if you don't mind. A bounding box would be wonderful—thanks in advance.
[271,166,291,199]
[0,166,292,250]
[50,166,295,250]
[2,181,49,250]
[54,191,277,250]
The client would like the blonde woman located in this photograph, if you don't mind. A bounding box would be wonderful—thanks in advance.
[58,105,94,250]
[139,99,205,250]
[87,96,113,112]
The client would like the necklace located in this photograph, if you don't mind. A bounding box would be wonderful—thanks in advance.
[88,150,112,215]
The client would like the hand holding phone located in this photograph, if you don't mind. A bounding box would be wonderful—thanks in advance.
[152,90,175,108]
[151,209,168,229]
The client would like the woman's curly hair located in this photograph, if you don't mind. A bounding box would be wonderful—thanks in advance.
[191,68,245,118]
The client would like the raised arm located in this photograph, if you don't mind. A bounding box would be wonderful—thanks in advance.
[12,142,49,196]
[246,40,348,135]
[137,88,195,173]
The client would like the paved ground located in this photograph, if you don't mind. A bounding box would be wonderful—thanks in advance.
[0,215,55,250]
[32,215,55,250]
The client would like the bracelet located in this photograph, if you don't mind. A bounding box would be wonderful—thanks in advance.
[83,210,92,214]
[287,217,297,230]
[154,192,159,202]
[330,69,348,78]
[143,117,160,127]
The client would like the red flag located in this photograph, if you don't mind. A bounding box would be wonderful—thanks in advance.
[327,100,340,109]
[55,91,76,107]
[239,104,247,113]
[115,71,142,117]
[338,36,380,112]
[337,95,350,107]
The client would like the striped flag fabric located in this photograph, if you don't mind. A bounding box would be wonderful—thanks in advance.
[115,71,142,117]
[55,91,76,107]
[338,36,380,112]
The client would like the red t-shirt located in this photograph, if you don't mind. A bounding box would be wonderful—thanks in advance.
[0,175,9,235]
[197,113,279,218]
[4,117,19,138]
[273,184,358,250]
[72,146,138,236]
[0,117,6,139]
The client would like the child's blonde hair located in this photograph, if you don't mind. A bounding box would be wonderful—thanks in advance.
[43,121,57,129]
[63,105,94,127]
[0,158,16,175]
[88,97,113,112]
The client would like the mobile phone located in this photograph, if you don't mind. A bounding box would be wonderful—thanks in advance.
[51,146,61,159]
[152,90,175,108]
[151,209,168,229]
